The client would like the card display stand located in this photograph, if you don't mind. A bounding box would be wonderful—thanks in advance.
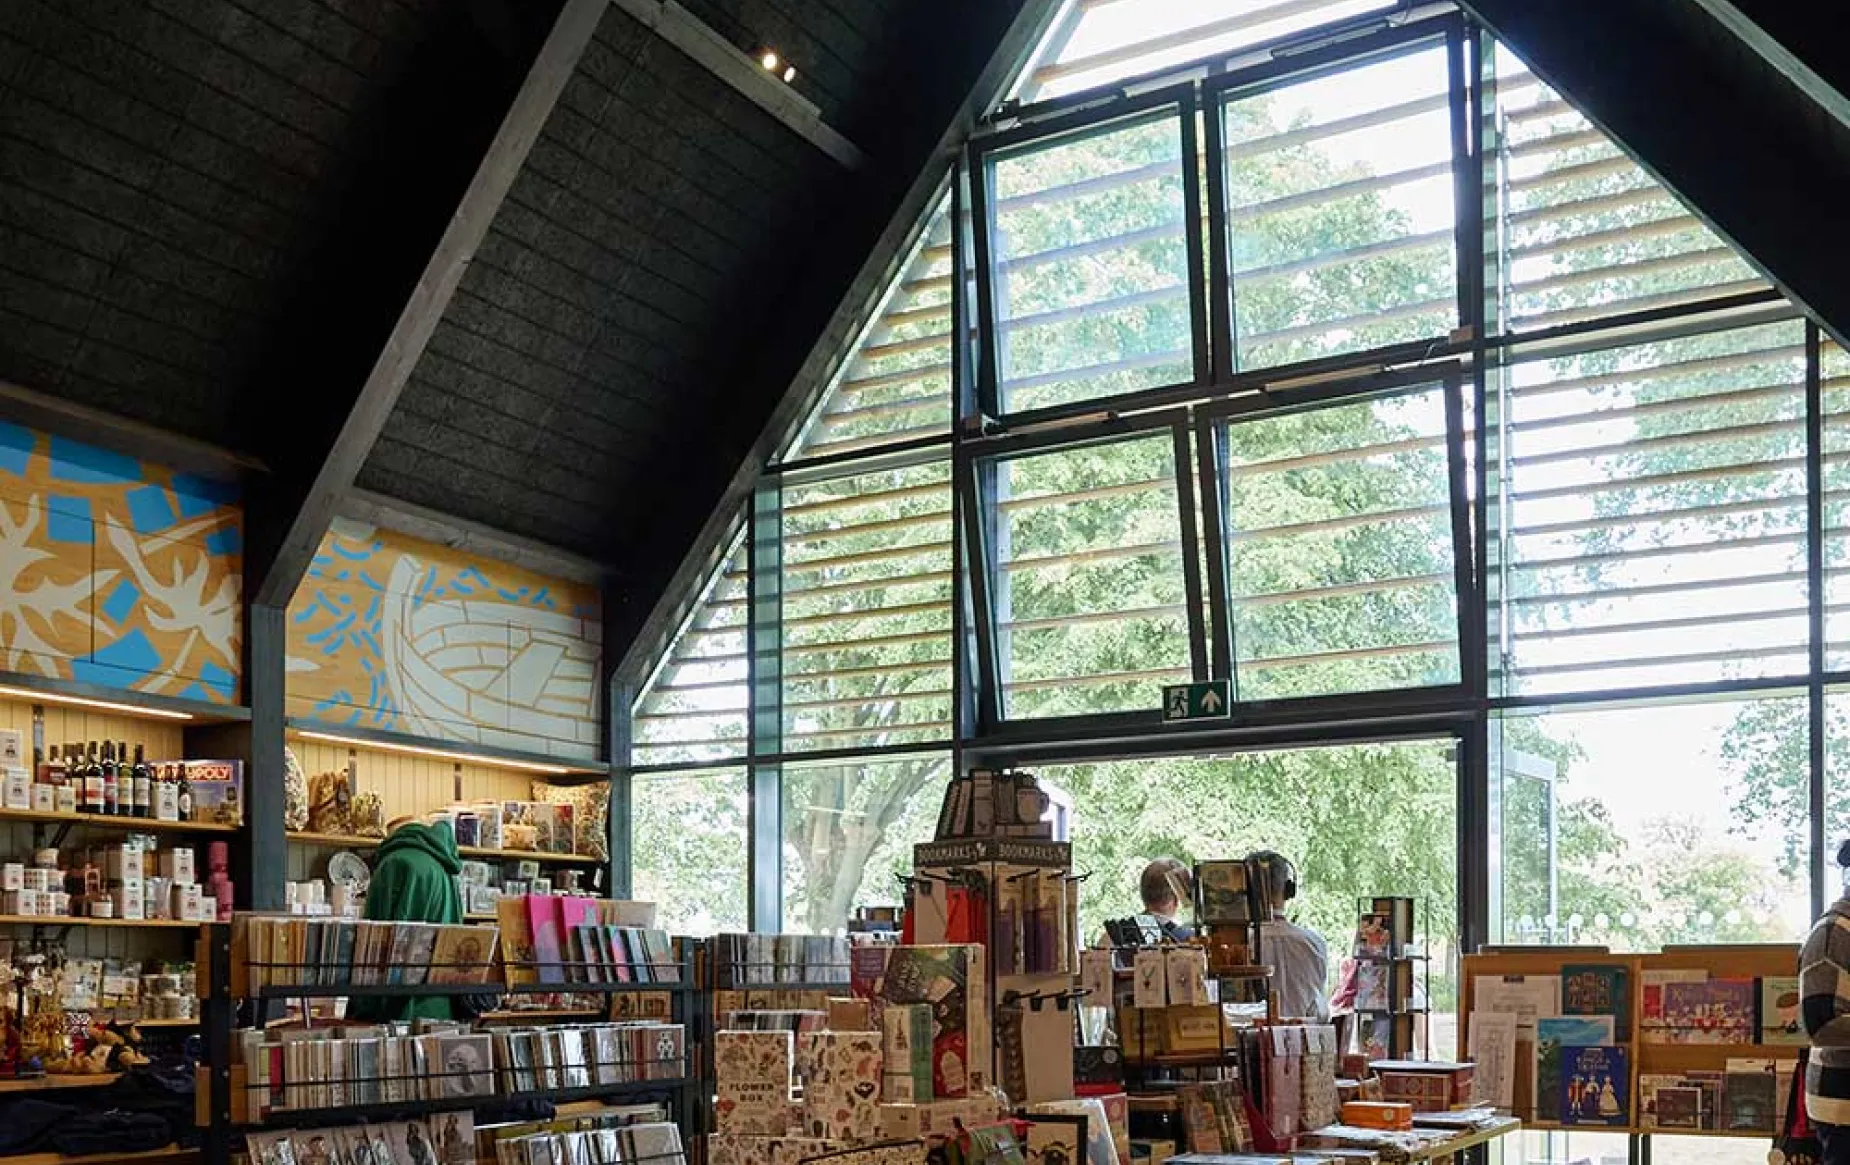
[1459,942,1800,1142]
[195,923,707,1165]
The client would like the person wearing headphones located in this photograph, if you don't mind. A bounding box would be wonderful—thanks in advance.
[1248,850,1330,1022]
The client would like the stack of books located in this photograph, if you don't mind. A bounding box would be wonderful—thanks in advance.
[237,916,500,992]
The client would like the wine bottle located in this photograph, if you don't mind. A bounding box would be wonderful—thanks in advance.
[81,741,103,813]
[132,744,151,818]
[100,741,118,816]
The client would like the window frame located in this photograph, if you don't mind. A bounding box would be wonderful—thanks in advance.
[1200,16,1470,382]
[966,82,1212,423]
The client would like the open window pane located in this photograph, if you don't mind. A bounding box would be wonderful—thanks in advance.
[995,433,1191,717]
[1490,44,1766,334]
[1493,696,1811,951]
[1221,384,1460,699]
[987,111,1195,413]
[1490,319,1808,694]
[631,534,748,766]
[1222,43,1457,372]
[781,461,954,751]
[631,767,749,935]
[782,752,949,935]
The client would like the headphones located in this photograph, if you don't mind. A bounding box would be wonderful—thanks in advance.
[1249,850,1298,902]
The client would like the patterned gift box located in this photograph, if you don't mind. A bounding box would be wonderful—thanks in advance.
[717,1031,796,1135]
[881,1003,933,1103]
[876,1094,1007,1141]
[710,1137,847,1165]
[801,1032,884,1141]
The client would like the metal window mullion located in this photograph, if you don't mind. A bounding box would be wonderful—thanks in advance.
[1809,320,1828,919]
[1178,87,1212,386]
[955,451,1005,734]
[1202,84,1235,382]
[952,164,980,428]
[1446,22,1478,341]
[1194,416,1235,687]
[1442,371,1476,695]
[746,480,784,931]
[1172,420,1209,680]
[966,141,1002,420]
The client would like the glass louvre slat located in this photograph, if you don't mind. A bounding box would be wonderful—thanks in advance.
[630,537,749,767]
[1491,319,1809,695]
[1491,47,1768,333]
[995,433,1191,718]
[779,461,954,751]
[1221,384,1462,699]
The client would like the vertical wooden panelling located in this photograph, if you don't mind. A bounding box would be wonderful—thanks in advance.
[287,740,533,827]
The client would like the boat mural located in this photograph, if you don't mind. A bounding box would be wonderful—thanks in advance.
[286,519,600,760]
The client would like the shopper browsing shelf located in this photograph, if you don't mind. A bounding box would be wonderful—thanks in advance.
[1249,850,1330,1022]
[348,816,464,1022]
[1801,839,1850,1163]
[1137,856,1196,941]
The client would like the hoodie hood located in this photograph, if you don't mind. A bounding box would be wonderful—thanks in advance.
[378,820,463,875]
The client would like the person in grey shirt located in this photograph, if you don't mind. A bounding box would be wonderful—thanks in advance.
[1249,850,1330,1022]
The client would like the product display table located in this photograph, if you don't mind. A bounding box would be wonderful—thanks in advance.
[1408,1116,1521,1162]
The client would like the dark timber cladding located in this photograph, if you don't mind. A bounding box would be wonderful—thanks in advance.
[0,0,469,446]
[357,2,840,557]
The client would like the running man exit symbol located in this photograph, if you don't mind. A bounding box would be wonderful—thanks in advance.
[1162,680,1231,722]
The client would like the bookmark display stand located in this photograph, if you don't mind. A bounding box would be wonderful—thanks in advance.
[196,923,707,1165]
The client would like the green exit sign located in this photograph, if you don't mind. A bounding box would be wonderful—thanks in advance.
[1163,679,1230,722]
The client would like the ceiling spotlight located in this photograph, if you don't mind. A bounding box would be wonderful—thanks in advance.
[782,65,796,83]
[760,50,779,71]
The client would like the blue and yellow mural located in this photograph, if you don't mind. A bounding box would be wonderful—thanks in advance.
[286,519,601,761]
[0,422,242,703]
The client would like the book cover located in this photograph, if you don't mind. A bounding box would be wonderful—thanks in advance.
[881,1002,934,1104]
[1724,1059,1779,1132]
[1641,1077,1703,1130]
[436,1033,496,1099]
[1640,969,1707,1037]
[1559,1046,1628,1127]
[643,930,680,983]
[401,924,440,988]
[1354,912,1392,959]
[428,926,492,986]
[603,925,634,984]
[1371,897,1415,954]
[528,896,567,986]
[1535,1017,1613,1123]
[559,898,599,981]
[879,943,987,1098]
[1563,964,1631,1041]
[1662,978,1755,1044]
[623,1123,685,1165]
[1193,861,1251,926]
[1355,964,1389,1011]
[555,1028,591,1090]
[1761,976,1805,1045]
[498,896,538,989]
[432,1113,474,1165]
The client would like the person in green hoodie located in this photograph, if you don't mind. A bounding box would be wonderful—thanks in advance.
[349,817,463,1022]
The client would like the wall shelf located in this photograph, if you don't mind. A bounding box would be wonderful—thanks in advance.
[0,669,248,724]
[0,808,238,835]
[0,915,201,929]
[286,831,602,866]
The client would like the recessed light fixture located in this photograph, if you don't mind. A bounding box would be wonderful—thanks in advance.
[0,685,193,721]
[760,50,779,71]
[782,65,796,83]
[294,730,575,776]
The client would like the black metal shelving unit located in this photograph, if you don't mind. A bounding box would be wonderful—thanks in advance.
[199,925,708,1165]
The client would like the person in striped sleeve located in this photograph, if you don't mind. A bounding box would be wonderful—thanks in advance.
[1802,840,1850,1161]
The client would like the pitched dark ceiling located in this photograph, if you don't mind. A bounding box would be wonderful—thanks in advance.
[0,0,1032,587]
[0,0,553,449]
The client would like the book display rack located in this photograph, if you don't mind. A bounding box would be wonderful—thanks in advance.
[196,918,705,1165]
[1352,896,1429,1060]
[1460,942,1801,1145]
